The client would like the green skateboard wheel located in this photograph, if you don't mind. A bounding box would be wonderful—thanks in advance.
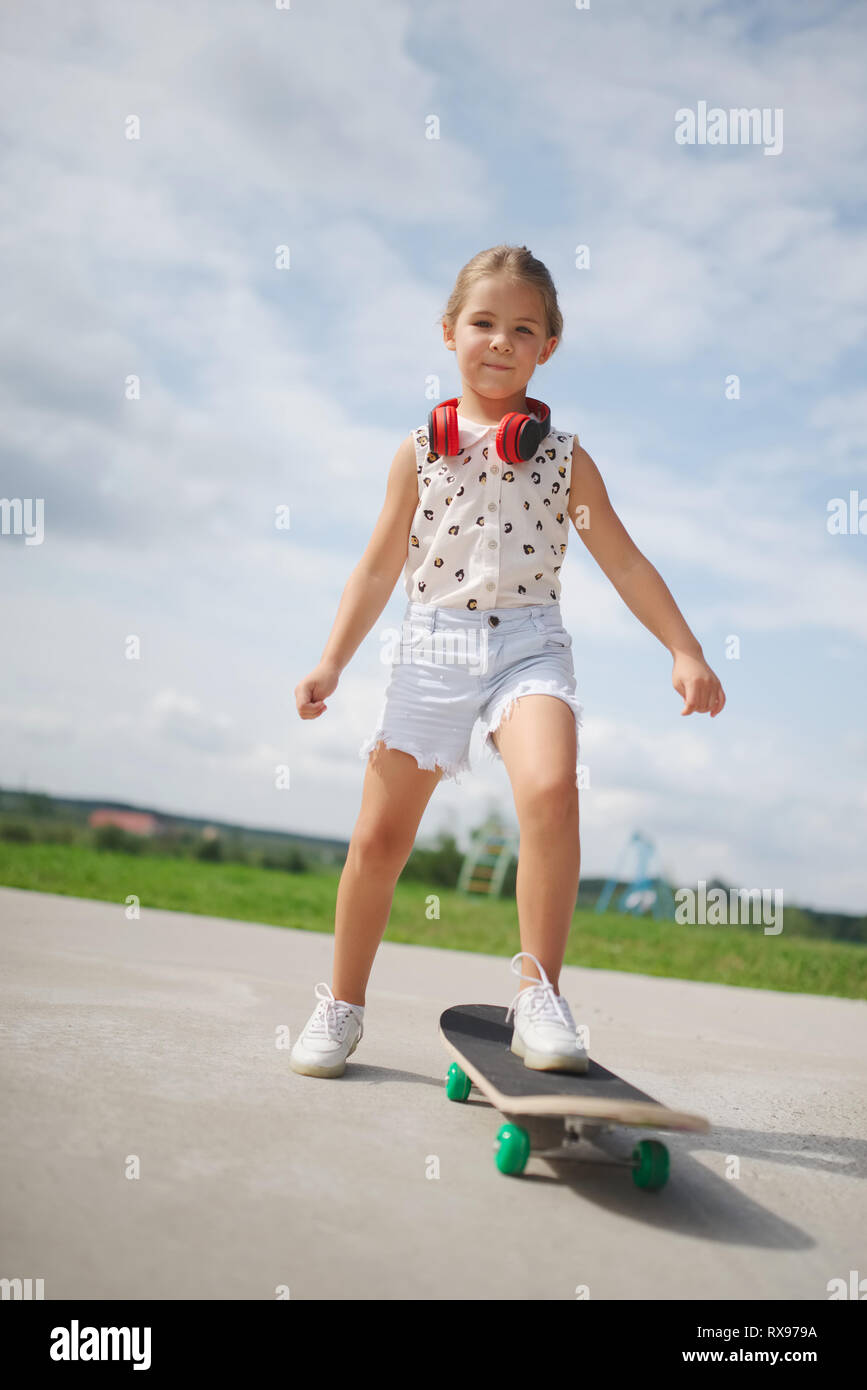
[494,1122,531,1175]
[631,1138,669,1190]
[446,1062,472,1101]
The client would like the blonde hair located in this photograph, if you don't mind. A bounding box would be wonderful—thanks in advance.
[439,244,563,351]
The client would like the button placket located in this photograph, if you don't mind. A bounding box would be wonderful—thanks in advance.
[481,453,502,605]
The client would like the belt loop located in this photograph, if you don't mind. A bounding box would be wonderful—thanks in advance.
[409,603,436,634]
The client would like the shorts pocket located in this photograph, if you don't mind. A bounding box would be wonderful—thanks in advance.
[544,628,572,650]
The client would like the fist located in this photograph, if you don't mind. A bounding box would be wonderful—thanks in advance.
[295,662,340,720]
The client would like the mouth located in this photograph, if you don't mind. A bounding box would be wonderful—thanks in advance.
[483,363,512,371]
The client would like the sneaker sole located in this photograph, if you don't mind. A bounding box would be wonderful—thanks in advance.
[289,1034,360,1079]
[511,1034,589,1075]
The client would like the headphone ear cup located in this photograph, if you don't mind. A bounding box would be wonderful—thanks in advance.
[516,419,543,461]
[520,399,551,459]
[496,412,535,464]
[428,402,459,457]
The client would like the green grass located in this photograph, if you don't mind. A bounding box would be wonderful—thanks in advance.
[1,841,864,999]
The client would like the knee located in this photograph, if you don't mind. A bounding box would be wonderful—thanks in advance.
[518,776,579,832]
[349,819,414,872]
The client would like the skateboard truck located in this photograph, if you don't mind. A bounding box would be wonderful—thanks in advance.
[490,1113,669,1184]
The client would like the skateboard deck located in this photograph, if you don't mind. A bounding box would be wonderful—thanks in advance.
[439,1004,711,1186]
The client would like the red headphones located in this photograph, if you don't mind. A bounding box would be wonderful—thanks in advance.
[427,396,552,464]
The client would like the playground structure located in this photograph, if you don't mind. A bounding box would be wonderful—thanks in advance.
[595,830,676,920]
[457,813,519,897]
[456,818,676,919]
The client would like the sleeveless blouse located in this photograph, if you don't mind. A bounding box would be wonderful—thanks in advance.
[402,412,576,609]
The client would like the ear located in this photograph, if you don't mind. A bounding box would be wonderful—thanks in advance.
[537,336,558,366]
[442,319,456,351]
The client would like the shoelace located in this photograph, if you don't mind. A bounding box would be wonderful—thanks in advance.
[505,950,575,1030]
[306,982,359,1041]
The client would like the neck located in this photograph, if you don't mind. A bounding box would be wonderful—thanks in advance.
[456,387,532,426]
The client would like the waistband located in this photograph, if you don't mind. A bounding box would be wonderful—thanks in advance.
[404,600,563,632]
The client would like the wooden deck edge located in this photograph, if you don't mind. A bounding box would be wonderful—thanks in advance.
[439,1028,711,1133]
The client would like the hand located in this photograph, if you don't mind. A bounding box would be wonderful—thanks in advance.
[672,652,726,717]
[295,662,341,720]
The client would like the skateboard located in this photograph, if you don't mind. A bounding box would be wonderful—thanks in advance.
[439,1004,710,1189]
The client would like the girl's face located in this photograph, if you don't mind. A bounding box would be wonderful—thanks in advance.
[443,274,557,400]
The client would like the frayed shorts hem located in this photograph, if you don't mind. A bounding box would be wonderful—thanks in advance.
[480,681,584,764]
[359,680,583,787]
[358,731,473,785]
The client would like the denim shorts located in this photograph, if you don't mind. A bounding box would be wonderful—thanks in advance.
[358,600,584,786]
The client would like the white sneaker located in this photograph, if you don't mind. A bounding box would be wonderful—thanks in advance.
[505,951,589,1074]
[290,982,364,1078]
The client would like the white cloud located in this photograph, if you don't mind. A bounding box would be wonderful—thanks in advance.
[1,0,865,913]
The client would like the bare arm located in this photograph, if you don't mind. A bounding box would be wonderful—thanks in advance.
[320,432,419,670]
[295,433,419,720]
[567,438,725,716]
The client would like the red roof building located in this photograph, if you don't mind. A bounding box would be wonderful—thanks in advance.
[89,809,159,836]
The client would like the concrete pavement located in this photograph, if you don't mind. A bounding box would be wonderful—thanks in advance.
[1,884,865,1300]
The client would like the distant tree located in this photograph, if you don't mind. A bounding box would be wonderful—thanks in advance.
[43,823,76,845]
[93,824,144,854]
[1,822,33,842]
[196,837,224,862]
[261,846,309,872]
[402,832,464,887]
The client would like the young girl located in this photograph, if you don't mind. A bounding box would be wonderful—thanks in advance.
[291,244,725,1079]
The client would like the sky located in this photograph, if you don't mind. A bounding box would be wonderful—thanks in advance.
[1,0,866,914]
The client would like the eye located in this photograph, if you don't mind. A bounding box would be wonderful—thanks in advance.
[472,320,533,333]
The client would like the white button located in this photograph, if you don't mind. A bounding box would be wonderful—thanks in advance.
[487,503,496,512]
[491,465,499,474]
[488,540,497,549]
[486,582,495,591]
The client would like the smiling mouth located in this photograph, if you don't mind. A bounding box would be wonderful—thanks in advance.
[484,363,511,370]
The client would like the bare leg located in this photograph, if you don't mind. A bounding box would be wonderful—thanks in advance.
[489,695,580,995]
[331,744,443,1005]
